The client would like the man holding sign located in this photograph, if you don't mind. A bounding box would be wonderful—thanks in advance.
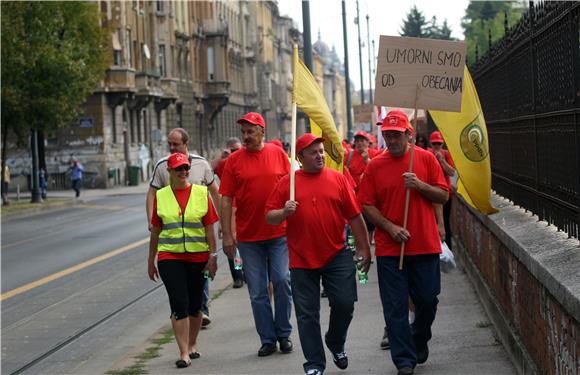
[358,110,448,375]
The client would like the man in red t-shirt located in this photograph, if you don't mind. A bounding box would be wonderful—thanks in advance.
[358,110,448,375]
[429,131,456,250]
[265,134,371,375]
[219,112,293,357]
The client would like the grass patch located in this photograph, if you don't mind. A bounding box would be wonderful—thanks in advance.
[476,320,492,328]
[106,329,174,375]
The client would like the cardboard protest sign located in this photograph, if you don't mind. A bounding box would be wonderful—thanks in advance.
[374,35,467,112]
[353,104,373,123]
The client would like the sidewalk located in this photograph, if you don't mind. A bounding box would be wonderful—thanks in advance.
[111,260,517,375]
[1,183,149,220]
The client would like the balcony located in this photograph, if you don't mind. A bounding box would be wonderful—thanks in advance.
[203,81,230,99]
[160,78,179,101]
[103,67,136,93]
[135,71,163,99]
[203,19,229,38]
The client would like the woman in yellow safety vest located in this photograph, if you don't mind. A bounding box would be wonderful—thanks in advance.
[148,152,219,368]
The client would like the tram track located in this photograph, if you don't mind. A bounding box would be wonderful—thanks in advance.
[9,283,164,375]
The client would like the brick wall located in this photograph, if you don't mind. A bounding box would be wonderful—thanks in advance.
[452,194,579,375]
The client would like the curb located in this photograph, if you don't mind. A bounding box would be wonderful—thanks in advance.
[1,198,81,221]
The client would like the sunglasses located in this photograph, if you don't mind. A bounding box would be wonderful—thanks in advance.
[173,165,190,172]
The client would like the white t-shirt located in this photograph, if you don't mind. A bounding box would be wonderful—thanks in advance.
[150,153,214,189]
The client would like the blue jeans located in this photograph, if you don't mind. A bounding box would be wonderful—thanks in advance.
[238,236,292,345]
[291,248,357,373]
[376,254,440,369]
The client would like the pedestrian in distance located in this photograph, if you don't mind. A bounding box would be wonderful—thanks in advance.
[358,110,449,375]
[146,127,220,328]
[2,163,11,205]
[265,133,371,375]
[219,112,294,357]
[147,152,219,369]
[69,157,84,198]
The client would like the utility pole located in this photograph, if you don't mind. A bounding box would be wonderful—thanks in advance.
[342,0,353,140]
[372,39,376,77]
[30,128,41,203]
[366,14,373,104]
[302,0,313,132]
[355,0,364,104]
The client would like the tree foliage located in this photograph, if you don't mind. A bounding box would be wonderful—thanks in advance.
[1,2,110,144]
[461,1,525,64]
[400,6,455,40]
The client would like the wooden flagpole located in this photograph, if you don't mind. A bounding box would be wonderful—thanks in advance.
[290,101,297,200]
[399,84,420,270]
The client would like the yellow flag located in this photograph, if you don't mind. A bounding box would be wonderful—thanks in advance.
[292,46,344,172]
[429,66,498,214]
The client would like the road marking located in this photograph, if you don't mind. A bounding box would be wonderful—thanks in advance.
[0,237,149,301]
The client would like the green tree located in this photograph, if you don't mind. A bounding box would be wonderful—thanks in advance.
[1,1,109,176]
[400,6,427,38]
[425,17,455,40]
[461,1,525,63]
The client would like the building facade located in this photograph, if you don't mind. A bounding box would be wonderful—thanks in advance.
[7,0,347,190]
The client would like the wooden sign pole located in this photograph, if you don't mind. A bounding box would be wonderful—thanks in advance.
[399,84,420,270]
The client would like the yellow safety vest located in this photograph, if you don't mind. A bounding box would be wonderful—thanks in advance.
[156,184,209,253]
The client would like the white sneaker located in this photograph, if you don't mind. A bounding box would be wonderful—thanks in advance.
[201,313,211,327]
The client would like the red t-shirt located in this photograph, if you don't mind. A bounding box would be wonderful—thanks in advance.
[345,148,381,184]
[151,185,219,263]
[219,143,290,242]
[214,158,227,179]
[265,168,361,269]
[428,148,456,197]
[357,147,448,257]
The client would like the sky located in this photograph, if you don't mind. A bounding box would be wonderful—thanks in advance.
[277,0,470,92]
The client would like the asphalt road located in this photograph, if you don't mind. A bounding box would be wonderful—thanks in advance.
[1,193,226,374]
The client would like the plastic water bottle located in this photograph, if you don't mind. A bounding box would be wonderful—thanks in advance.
[347,235,355,250]
[234,249,243,270]
[203,270,212,281]
[357,259,368,285]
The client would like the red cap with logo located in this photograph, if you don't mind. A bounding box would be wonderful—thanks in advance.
[430,131,444,144]
[296,133,324,154]
[237,112,266,128]
[379,110,410,132]
[167,153,190,169]
[354,130,370,141]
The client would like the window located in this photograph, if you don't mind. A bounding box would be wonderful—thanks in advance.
[156,0,164,13]
[126,29,132,68]
[112,30,122,66]
[159,44,166,77]
[207,47,215,81]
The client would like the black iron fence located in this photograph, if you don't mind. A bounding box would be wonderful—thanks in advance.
[470,1,580,239]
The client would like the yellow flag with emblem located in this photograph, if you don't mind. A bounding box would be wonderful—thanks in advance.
[429,66,498,214]
[292,46,344,172]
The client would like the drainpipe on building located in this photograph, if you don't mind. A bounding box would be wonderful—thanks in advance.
[123,128,130,185]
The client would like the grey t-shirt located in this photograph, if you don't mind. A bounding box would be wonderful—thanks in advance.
[150,153,215,189]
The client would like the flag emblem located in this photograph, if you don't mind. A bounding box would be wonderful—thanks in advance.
[460,115,488,162]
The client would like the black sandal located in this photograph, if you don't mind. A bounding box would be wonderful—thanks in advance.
[189,352,201,359]
[175,359,191,368]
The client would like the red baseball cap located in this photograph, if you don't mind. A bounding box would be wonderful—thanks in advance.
[430,131,444,144]
[354,130,370,141]
[296,133,324,154]
[167,153,190,169]
[237,112,266,128]
[380,110,410,132]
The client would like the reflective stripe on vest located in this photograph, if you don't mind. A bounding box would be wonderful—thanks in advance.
[156,184,209,253]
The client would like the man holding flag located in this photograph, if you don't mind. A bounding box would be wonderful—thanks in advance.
[358,110,448,375]
[265,133,371,375]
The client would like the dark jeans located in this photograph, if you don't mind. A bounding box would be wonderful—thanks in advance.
[377,254,440,370]
[291,248,357,373]
[72,179,81,197]
[443,199,452,249]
